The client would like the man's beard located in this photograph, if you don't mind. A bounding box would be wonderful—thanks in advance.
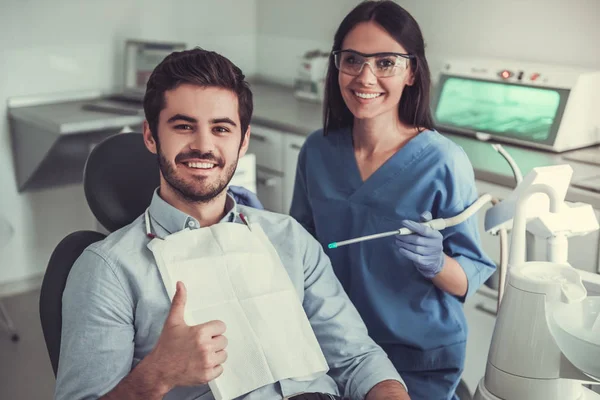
[157,146,238,203]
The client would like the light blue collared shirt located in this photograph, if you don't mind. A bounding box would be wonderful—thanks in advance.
[55,191,403,400]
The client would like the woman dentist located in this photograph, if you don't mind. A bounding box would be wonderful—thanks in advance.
[289,1,496,399]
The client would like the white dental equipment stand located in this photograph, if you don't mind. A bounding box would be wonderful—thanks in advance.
[325,143,600,398]
[474,162,600,399]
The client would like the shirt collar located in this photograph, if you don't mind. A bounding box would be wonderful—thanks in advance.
[148,188,238,235]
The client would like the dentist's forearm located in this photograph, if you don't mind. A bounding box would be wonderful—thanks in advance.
[431,255,468,297]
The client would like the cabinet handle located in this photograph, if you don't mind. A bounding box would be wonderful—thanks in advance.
[290,144,302,150]
[475,303,497,317]
[252,134,267,142]
[234,170,246,176]
[258,177,278,187]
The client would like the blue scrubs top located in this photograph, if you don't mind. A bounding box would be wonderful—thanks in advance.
[290,128,496,373]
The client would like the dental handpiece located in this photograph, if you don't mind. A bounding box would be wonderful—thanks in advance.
[327,218,447,249]
[327,194,493,249]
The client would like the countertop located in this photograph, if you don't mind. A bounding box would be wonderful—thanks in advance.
[8,81,600,207]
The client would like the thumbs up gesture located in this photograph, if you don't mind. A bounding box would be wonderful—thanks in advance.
[148,281,228,388]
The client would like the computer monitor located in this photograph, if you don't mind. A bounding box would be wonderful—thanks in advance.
[121,39,187,101]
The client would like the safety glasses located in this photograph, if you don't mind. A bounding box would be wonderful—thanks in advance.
[333,50,414,77]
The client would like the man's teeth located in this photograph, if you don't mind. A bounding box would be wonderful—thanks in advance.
[186,162,215,169]
[354,91,382,99]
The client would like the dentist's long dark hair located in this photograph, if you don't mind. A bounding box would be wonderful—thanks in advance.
[323,0,434,135]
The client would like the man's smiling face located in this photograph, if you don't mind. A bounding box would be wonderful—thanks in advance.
[144,83,249,203]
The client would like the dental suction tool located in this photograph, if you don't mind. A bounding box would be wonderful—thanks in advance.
[328,193,493,249]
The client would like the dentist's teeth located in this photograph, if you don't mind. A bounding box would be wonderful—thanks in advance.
[186,162,215,169]
[354,91,382,99]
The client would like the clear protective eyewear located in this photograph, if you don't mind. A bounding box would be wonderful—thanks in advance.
[333,50,414,78]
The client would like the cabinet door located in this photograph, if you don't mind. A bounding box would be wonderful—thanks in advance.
[248,126,284,173]
[230,153,257,193]
[256,168,284,213]
[283,134,306,214]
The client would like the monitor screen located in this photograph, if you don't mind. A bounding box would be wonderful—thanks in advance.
[433,76,569,145]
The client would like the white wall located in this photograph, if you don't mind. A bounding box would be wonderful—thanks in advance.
[0,0,257,292]
[256,0,600,86]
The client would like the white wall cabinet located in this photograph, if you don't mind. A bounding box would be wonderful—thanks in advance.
[283,134,305,214]
[248,125,284,173]
[249,124,306,214]
[229,153,257,194]
[256,169,284,213]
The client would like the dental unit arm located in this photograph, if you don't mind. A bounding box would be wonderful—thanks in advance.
[326,139,600,399]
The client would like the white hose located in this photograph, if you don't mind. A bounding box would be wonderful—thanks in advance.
[492,144,523,184]
[448,194,508,312]
[490,143,521,311]
[443,193,493,228]
[490,197,509,311]
[329,193,495,248]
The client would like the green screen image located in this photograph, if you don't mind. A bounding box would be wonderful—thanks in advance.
[435,77,561,141]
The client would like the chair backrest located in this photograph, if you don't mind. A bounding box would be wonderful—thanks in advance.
[40,230,106,376]
[40,132,159,376]
[84,132,159,232]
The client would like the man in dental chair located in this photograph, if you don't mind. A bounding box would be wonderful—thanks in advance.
[54,47,410,400]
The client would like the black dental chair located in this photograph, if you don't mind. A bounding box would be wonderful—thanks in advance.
[38,132,473,399]
[39,132,159,376]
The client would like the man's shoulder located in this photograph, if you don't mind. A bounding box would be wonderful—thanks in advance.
[84,214,148,264]
[65,214,150,305]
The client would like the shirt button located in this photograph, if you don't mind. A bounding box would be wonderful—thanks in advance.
[188,220,196,228]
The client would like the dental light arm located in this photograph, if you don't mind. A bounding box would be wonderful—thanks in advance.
[492,144,523,184]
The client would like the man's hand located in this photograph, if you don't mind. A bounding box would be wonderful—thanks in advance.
[365,379,410,400]
[149,281,228,389]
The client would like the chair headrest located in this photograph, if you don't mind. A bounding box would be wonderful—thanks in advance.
[84,133,159,232]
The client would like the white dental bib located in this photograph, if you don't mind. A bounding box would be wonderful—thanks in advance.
[145,210,328,400]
